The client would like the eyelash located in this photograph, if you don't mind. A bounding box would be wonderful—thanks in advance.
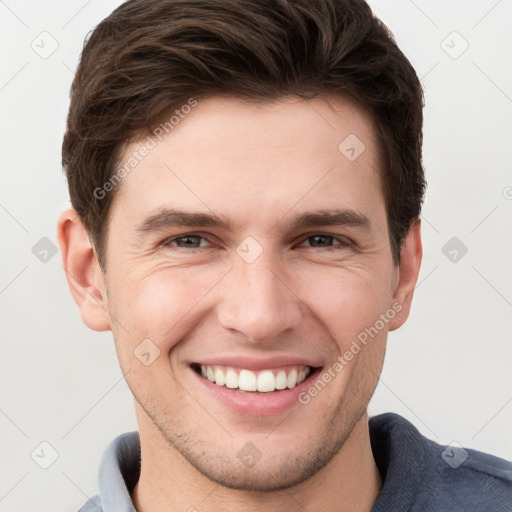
[160,233,352,252]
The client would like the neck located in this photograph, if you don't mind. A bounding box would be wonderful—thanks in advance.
[131,406,381,512]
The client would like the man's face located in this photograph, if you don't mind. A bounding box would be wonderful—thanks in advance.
[100,95,404,490]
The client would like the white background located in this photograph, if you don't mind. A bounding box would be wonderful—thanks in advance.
[1,1,511,510]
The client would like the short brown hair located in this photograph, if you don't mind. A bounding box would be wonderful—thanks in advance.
[62,0,425,269]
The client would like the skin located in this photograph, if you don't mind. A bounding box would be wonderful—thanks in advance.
[58,94,422,512]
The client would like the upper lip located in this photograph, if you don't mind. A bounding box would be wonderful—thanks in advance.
[190,356,321,371]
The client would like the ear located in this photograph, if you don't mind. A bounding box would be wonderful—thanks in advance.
[57,208,111,332]
[388,218,422,331]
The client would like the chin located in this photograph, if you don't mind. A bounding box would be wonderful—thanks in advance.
[186,451,329,492]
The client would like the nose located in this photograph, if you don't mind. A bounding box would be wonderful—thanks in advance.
[217,251,303,343]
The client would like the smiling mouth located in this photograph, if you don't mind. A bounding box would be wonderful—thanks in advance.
[191,363,319,393]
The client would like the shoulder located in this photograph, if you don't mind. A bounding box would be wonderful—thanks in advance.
[370,413,512,511]
[423,435,512,510]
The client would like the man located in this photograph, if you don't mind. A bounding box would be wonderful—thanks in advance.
[57,0,512,510]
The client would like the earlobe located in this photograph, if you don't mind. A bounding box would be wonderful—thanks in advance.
[57,208,111,332]
[388,219,422,331]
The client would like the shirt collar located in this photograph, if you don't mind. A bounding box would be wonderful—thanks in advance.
[95,414,431,511]
[98,430,140,512]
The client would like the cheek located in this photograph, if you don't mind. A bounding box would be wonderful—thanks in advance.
[109,266,223,355]
[294,264,392,349]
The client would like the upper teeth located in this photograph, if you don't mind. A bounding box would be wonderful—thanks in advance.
[199,365,311,392]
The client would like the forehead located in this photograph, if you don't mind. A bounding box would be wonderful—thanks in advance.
[112,94,385,229]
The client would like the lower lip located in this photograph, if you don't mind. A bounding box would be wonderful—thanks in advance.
[191,367,322,416]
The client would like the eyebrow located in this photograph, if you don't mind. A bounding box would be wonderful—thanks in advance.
[135,207,372,235]
[279,209,371,231]
[135,209,234,234]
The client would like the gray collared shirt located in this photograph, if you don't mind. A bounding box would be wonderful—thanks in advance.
[77,413,512,511]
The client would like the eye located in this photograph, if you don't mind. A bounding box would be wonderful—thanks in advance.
[159,233,351,252]
[161,234,212,249]
[297,234,351,250]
